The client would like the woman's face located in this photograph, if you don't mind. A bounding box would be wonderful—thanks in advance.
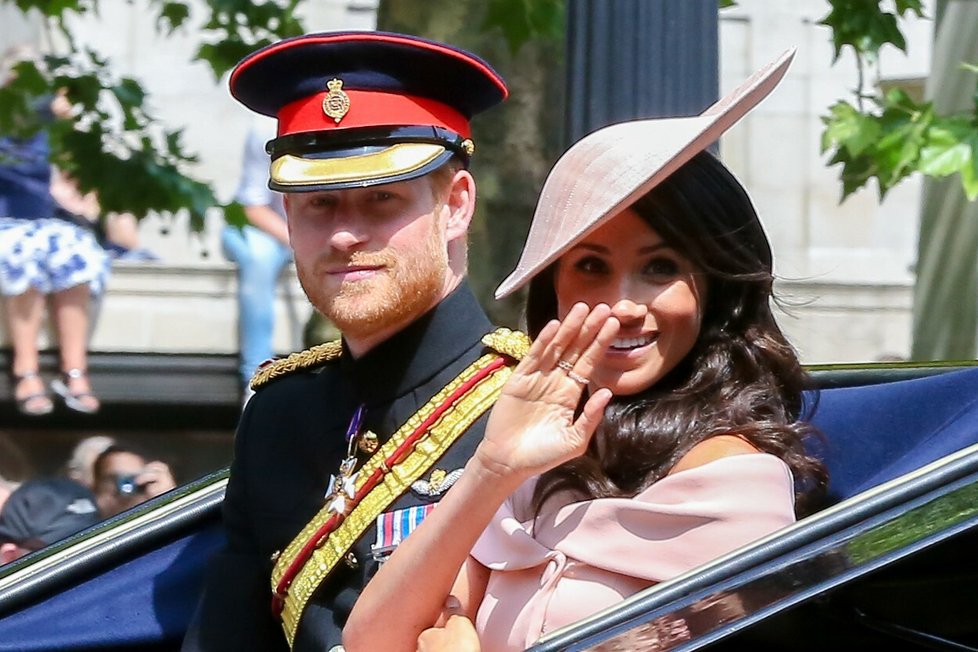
[554,207,707,396]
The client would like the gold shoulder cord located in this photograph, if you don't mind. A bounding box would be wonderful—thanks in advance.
[271,328,528,646]
[249,340,343,390]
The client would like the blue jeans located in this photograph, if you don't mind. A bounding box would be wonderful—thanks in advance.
[221,225,292,387]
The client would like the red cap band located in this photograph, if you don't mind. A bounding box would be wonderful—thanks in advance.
[277,89,472,138]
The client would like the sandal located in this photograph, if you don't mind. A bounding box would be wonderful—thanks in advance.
[13,370,55,416]
[50,368,100,414]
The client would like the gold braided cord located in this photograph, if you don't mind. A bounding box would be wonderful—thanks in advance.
[274,354,514,646]
[271,349,499,594]
[249,340,342,390]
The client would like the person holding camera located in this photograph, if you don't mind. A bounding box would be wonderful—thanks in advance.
[91,442,176,518]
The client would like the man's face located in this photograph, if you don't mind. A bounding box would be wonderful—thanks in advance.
[285,174,458,352]
[93,451,147,518]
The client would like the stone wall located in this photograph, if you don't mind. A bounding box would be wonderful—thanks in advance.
[0,1,939,364]
[89,262,312,355]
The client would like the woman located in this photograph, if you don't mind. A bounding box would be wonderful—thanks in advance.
[0,45,108,415]
[345,49,826,652]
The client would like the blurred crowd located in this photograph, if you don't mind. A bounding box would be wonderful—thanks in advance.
[0,43,290,564]
[0,433,176,564]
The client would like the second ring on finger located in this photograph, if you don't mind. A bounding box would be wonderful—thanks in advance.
[556,360,589,386]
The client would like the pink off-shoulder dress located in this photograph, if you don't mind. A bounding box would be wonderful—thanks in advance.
[469,453,796,652]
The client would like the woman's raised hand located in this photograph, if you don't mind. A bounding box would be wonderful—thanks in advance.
[474,303,619,482]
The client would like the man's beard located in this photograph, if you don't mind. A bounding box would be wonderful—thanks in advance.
[297,226,449,340]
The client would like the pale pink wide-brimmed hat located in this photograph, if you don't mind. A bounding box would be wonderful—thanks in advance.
[495,48,796,299]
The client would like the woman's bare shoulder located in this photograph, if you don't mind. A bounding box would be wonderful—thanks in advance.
[669,435,761,475]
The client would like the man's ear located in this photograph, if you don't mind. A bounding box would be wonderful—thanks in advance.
[443,169,476,242]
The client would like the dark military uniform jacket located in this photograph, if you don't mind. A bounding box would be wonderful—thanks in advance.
[182,283,502,650]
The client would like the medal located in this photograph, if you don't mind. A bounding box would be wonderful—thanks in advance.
[372,503,436,562]
[323,405,367,515]
[358,429,379,453]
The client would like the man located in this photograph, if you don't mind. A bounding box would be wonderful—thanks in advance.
[91,441,177,518]
[0,477,99,565]
[222,117,293,402]
[182,32,523,651]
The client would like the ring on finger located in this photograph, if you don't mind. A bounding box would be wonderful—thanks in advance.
[556,360,589,386]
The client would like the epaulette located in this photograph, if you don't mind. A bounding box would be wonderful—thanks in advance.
[249,340,343,390]
[481,327,530,361]
[250,328,527,391]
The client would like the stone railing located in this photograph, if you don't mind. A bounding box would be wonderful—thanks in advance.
[0,262,314,437]
[0,261,314,356]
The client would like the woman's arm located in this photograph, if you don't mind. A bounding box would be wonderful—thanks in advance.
[243,203,291,246]
[343,459,518,652]
[343,303,619,652]
[445,556,491,622]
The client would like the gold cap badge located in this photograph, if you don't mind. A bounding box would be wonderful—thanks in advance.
[323,78,350,124]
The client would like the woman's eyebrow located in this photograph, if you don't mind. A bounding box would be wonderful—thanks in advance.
[570,243,611,254]
[570,242,672,254]
[638,243,672,255]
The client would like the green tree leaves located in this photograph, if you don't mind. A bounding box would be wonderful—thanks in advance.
[482,0,563,54]
[818,0,978,201]
[1,0,304,230]
[819,0,923,63]
[0,59,48,137]
[195,0,304,80]
[5,0,976,228]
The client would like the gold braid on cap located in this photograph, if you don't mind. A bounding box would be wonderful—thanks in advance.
[249,340,343,390]
[248,328,527,392]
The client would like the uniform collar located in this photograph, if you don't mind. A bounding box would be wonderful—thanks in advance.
[341,281,492,404]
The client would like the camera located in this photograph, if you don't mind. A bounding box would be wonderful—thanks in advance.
[115,475,140,496]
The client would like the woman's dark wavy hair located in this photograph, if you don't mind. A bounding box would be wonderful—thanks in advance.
[525,150,827,517]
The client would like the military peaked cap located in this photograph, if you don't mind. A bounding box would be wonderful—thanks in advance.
[229,31,508,192]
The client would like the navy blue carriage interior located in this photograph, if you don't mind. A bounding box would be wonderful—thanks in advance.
[805,365,978,503]
[1,365,977,650]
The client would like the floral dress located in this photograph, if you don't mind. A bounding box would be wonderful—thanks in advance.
[0,132,109,297]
